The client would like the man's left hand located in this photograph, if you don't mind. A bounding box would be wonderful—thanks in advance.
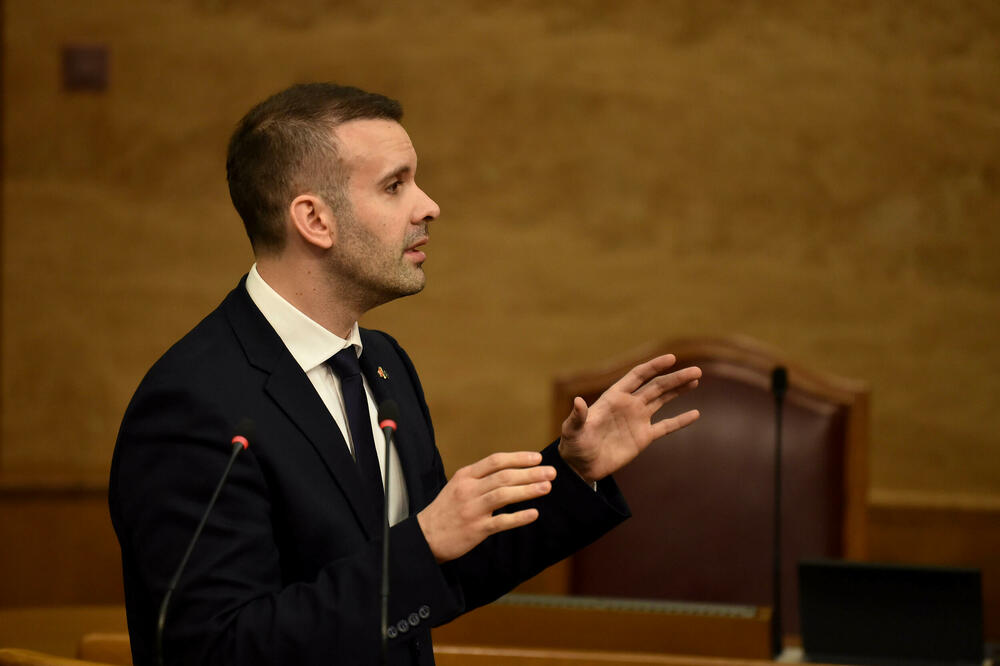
[557,354,701,485]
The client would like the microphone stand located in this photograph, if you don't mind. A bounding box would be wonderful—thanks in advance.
[156,422,251,666]
[377,401,399,666]
[380,431,391,666]
[771,367,788,658]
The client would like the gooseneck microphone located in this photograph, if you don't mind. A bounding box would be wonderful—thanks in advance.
[155,419,254,666]
[376,400,399,666]
[770,367,788,658]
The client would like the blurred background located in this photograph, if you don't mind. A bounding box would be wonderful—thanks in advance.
[1,0,998,650]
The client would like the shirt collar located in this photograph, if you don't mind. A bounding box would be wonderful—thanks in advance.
[244,264,362,373]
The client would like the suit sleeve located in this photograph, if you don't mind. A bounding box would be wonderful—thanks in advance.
[434,439,630,615]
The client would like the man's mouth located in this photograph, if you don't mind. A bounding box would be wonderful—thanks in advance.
[405,237,428,262]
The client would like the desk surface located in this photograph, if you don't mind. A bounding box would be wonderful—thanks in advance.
[0,606,127,657]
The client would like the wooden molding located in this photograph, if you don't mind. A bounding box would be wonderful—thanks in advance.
[434,594,771,660]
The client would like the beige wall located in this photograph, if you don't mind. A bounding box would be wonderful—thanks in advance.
[3,1,999,499]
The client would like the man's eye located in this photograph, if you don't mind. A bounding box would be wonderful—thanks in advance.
[387,181,403,194]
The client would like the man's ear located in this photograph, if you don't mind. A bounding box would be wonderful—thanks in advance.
[289,193,335,250]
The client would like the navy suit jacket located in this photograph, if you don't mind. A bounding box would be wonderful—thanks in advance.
[110,278,629,665]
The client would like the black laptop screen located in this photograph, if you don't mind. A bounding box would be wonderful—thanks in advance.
[799,560,983,666]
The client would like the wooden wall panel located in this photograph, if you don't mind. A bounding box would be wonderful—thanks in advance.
[867,491,1000,641]
[1,1,999,499]
[0,479,122,607]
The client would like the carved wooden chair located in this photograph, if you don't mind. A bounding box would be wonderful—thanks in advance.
[536,335,869,636]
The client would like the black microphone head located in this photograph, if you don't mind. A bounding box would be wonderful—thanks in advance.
[231,418,255,449]
[377,400,400,427]
[771,366,788,399]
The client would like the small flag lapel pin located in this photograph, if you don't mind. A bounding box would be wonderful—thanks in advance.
[377,366,389,380]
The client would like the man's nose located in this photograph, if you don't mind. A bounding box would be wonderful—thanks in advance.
[415,186,440,223]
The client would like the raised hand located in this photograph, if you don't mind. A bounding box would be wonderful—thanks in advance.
[416,451,556,563]
[557,354,701,484]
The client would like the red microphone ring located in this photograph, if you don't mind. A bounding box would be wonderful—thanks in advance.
[231,435,249,450]
[378,419,397,432]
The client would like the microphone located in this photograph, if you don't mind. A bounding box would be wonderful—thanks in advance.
[770,367,787,657]
[155,419,254,666]
[772,366,788,402]
[376,400,399,666]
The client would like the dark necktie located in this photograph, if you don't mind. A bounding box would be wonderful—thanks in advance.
[327,348,385,523]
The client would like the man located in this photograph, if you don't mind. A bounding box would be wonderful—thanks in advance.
[109,83,701,665]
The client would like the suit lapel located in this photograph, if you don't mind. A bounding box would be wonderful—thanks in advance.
[224,279,379,538]
[265,361,381,536]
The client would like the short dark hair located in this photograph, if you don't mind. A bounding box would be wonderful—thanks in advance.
[226,83,403,254]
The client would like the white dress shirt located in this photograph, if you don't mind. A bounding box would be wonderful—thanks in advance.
[245,264,409,526]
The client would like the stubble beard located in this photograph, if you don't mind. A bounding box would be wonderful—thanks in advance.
[330,207,427,313]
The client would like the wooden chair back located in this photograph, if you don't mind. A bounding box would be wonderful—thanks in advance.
[551,336,869,636]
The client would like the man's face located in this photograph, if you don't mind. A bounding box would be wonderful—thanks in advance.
[326,119,440,307]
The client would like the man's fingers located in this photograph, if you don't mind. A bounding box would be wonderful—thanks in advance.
[571,397,588,426]
[561,396,588,436]
[464,451,543,478]
[418,452,555,564]
[644,377,701,413]
[611,354,678,394]
[482,479,552,512]
[480,465,555,494]
[487,508,540,535]
[650,408,701,439]
[634,366,702,404]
